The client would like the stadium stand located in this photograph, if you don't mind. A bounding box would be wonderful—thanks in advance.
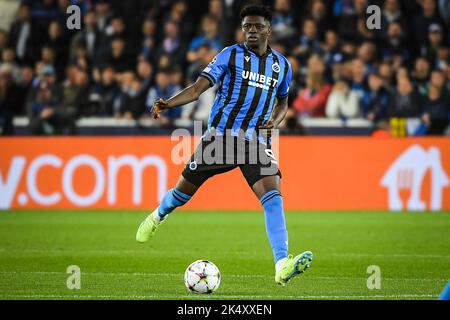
[0,0,449,136]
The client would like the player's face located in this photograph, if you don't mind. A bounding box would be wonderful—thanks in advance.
[242,16,271,49]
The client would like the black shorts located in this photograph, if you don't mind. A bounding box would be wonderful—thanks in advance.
[181,132,282,188]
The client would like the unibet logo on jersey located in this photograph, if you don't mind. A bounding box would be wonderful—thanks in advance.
[242,71,279,90]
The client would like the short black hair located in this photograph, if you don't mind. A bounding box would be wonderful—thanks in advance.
[240,4,272,23]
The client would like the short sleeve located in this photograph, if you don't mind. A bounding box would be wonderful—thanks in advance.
[276,60,292,100]
[200,47,231,87]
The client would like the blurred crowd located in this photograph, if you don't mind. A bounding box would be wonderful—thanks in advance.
[0,0,449,136]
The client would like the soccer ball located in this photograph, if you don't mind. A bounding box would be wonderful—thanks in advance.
[184,260,221,294]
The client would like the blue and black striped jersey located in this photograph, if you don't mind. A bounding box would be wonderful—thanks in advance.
[200,42,292,140]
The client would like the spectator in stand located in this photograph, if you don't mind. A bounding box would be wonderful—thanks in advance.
[140,18,157,64]
[28,81,59,135]
[16,65,35,116]
[378,61,395,87]
[382,22,410,65]
[271,0,297,44]
[326,79,360,119]
[69,42,90,73]
[321,30,341,78]
[389,73,422,119]
[411,56,432,100]
[100,16,127,60]
[136,59,154,94]
[0,64,20,135]
[413,0,447,56]
[307,0,333,40]
[114,71,136,118]
[187,15,221,63]
[293,18,321,64]
[357,42,377,74]
[208,0,229,46]
[421,23,446,65]
[186,44,215,83]
[95,0,113,34]
[60,65,89,132]
[293,54,331,117]
[121,76,147,120]
[45,20,69,80]
[361,72,390,124]
[8,2,36,65]
[32,0,60,47]
[338,0,376,44]
[164,1,193,41]
[154,20,186,68]
[146,68,182,125]
[287,56,302,102]
[380,0,409,41]
[89,66,120,116]
[421,69,450,134]
[1,48,21,83]
[70,10,101,65]
[116,60,155,120]
[350,58,367,101]
[103,37,133,73]
[25,64,62,115]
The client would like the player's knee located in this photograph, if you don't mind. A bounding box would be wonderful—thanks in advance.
[260,190,283,208]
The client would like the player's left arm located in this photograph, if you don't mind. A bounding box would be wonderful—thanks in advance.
[259,58,292,130]
[259,97,289,130]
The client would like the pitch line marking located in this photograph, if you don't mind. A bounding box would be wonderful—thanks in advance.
[1,249,449,260]
[0,271,447,282]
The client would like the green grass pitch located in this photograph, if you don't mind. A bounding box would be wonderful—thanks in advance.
[0,210,449,300]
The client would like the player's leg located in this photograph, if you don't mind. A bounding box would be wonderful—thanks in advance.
[252,175,288,266]
[136,175,198,243]
[251,175,313,286]
[137,133,234,243]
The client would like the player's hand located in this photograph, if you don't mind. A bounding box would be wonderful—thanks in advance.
[259,120,275,137]
[152,98,168,120]
[259,119,275,130]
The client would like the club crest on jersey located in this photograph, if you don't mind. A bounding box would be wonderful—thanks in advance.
[272,62,280,73]
[189,160,198,171]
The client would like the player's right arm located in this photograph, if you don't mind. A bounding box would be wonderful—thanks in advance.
[151,77,210,120]
[151,47,231,120]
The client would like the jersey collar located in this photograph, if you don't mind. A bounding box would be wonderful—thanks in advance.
[243,42,272,58]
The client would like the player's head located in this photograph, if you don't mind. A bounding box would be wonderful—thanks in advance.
[240,4,272,50]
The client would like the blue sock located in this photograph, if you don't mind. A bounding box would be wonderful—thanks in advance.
[158,188,192,220]
[260,190,288,263]
[439,281,450,300]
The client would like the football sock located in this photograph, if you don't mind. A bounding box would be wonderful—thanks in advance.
[439,281,450,300]
[260,190,288,264]
[154,188,192,221]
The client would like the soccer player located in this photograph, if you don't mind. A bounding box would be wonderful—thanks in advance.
[136,4,313,286]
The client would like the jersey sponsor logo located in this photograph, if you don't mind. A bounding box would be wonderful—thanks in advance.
[209,57,217,65]
[242,70,278,90]
[244,55,251,63]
